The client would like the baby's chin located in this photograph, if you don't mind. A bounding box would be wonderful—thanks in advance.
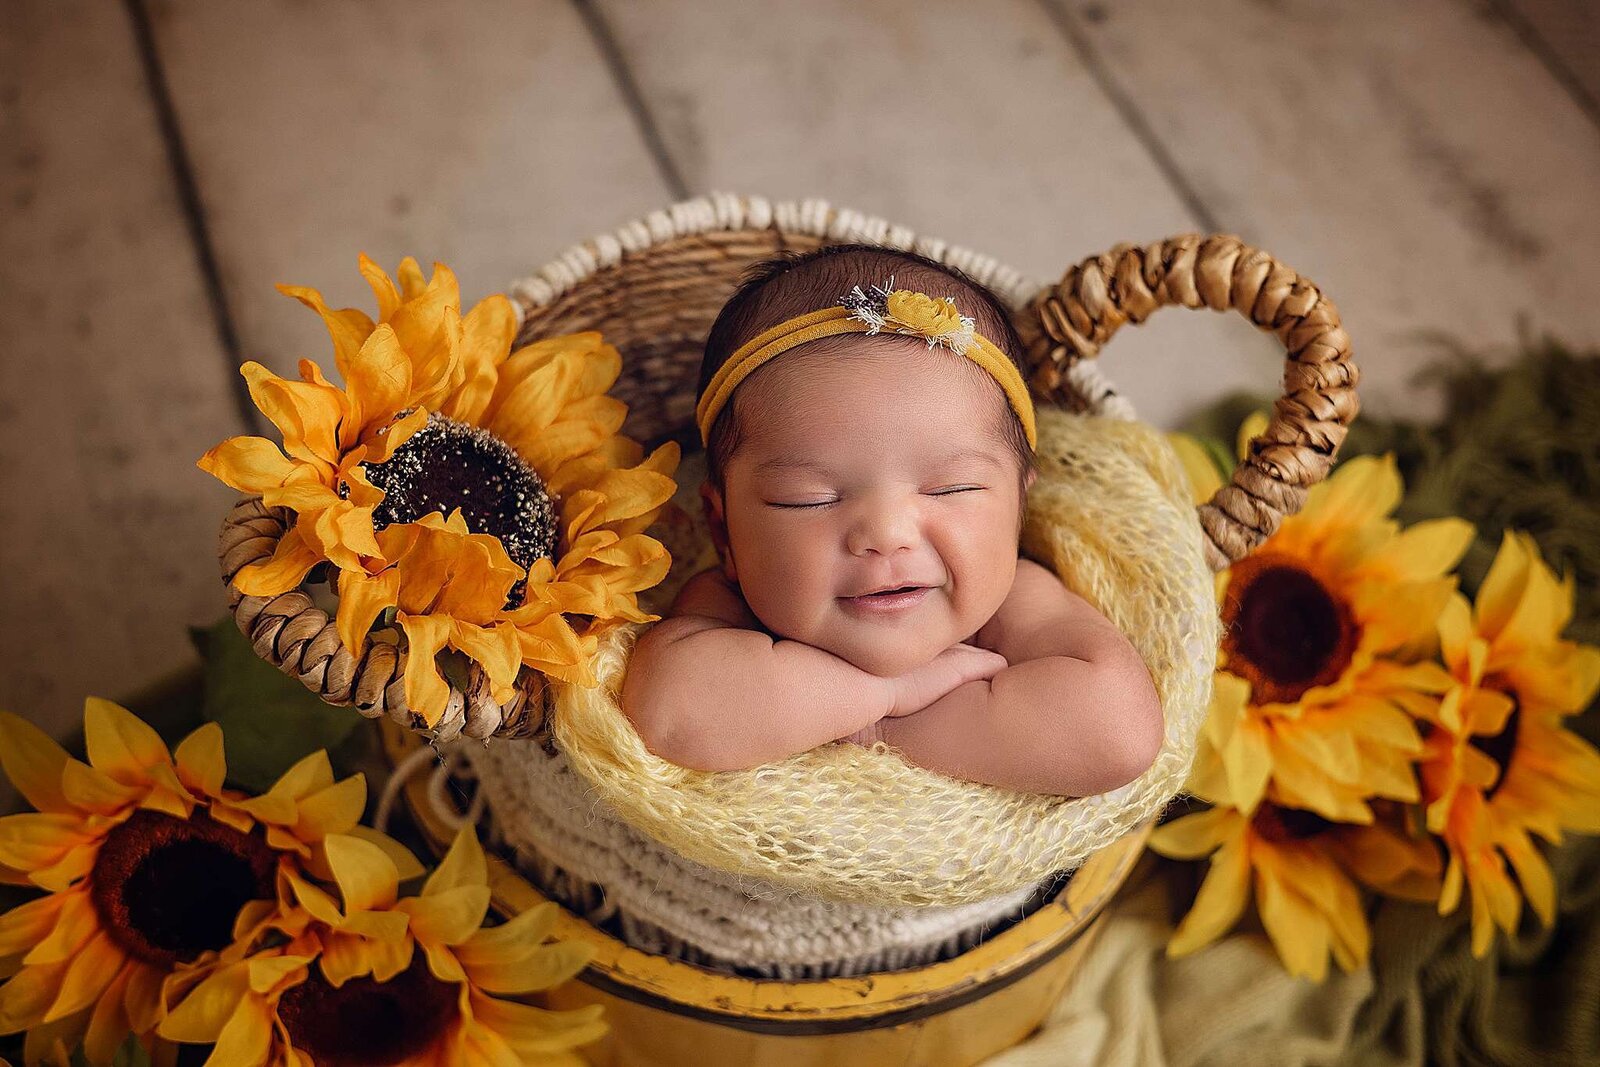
[814,631,944,678]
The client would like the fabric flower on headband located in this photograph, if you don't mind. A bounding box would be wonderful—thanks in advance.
[840,276,977,355]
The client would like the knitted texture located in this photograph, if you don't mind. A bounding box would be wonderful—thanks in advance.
[466,734,1049,977]
[543,404,1219,908]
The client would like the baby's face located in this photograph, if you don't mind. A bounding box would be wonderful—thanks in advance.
[702,339,1034,677]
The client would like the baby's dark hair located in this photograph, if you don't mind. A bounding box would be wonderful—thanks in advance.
[698,243,1036,496]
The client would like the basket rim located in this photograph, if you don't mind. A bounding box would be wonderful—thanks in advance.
[381,717,1149,1025]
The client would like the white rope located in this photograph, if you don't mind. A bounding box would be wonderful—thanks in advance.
[373,741,487,837]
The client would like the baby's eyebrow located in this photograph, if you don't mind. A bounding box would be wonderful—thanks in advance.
[752,449,1003,477]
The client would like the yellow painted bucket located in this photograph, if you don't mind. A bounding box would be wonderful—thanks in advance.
[382,719,1149,1067]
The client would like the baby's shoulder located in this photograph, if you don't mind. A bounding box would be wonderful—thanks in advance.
[662,566,761,633]
[971,557,1059,648]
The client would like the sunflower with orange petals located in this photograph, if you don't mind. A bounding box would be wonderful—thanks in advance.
[1168,415,1474,823]
[1150,673,1444,981]
[1409,530,1600,957]
[0,700,416,1066]
[200,256,681,725]
[159,827,606,1066]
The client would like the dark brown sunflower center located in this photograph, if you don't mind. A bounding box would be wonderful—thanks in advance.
[365,412,558,604]
[1222,557,1358,705]
[1251,804,1335,844]
[90,809,276,967]
[279,954,459,1067]
[1471,678,1521,800]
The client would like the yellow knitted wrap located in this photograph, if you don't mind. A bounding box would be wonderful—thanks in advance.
[550,405,1220,908]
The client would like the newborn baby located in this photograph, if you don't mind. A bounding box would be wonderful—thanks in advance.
[620,244,1163,797]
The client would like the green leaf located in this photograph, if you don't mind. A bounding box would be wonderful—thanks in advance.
[199,616,361,793]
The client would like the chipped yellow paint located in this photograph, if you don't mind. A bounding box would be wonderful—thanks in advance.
[384,720,1148,1065]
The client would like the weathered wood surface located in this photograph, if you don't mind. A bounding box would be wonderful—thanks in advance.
[145,0,671,380]
[590,0,1286,431]
[0,1,245,811]
[1060,0,1600,421]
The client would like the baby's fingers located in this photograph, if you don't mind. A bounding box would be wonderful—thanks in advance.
[945,643,1009,681]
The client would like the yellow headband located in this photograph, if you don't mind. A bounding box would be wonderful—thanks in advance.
[695,278,1038,450]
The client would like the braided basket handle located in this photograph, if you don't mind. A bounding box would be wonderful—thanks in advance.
[216,499,549,742]
[1024,234,1358,572]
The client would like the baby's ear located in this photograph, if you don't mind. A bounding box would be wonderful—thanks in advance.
[699,481,737,580]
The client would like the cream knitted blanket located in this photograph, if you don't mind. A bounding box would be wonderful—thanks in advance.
[547,405,1220,908]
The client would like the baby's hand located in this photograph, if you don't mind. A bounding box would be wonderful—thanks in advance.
[885,643,1009,718]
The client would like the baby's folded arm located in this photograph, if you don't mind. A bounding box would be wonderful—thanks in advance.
[620,617,892,773]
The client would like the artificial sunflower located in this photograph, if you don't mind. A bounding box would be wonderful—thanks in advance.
[202,256,680,724]
[1409,530,1600,957]
[0,701,415,1066]
[1152,684,1444,981]
[160,827,607,1066]
[1168,417,1474,822]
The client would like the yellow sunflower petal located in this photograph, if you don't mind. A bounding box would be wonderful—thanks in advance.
[83,698,172,787]
[82,962,134,1067]
[358,253,403,323]
[341,325,414,450]
[207,991,276,1067]
[360,406,429,467]
[0,957,67,1034]
[1148,805,1240,860]
[157,963,247,1042]
[1254,865,1331,982]
[42,930,123,1023]
[448,621,523,695]
[1167,834,1252,957]
[344,826,426,883]
[293,775,367,843]
[1498,827,1556,927]
[24,888,99,965]
[0,894,63,958]
[468,993,609,1055]
[485,354,584,458]
[1495,542,1574,657]
[454,902,560,967]
[0,712,72,814]
[439,293,518,425]
[399,615,455,726]
[323,834,400,913]
[276,283,378,386]
[402,885,491,947]
[424,826,488,899]
[232,526,321,599]
[1164,431,1226,506]
[335,567,401,658]
[300,500,382,573]
[394,256,429,299]
[1474,529,1536,645]
[1304,453,1402,530]
[240,361,345,472]
[464,940,596,997]
[197,437,300,496]
[173,722,227,799]
[395,287,464,410]
[1355,517,1475,584]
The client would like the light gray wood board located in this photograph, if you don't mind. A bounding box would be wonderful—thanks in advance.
[1061,0,1600,422]
[0,2,246,791]
[1507,0,1600,116]
[146,0,671,380]
[591,0,1287,431]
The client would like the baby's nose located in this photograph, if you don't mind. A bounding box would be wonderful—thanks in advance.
[846,507,919,556]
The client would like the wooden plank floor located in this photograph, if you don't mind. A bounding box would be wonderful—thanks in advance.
[3,0,1596,769]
